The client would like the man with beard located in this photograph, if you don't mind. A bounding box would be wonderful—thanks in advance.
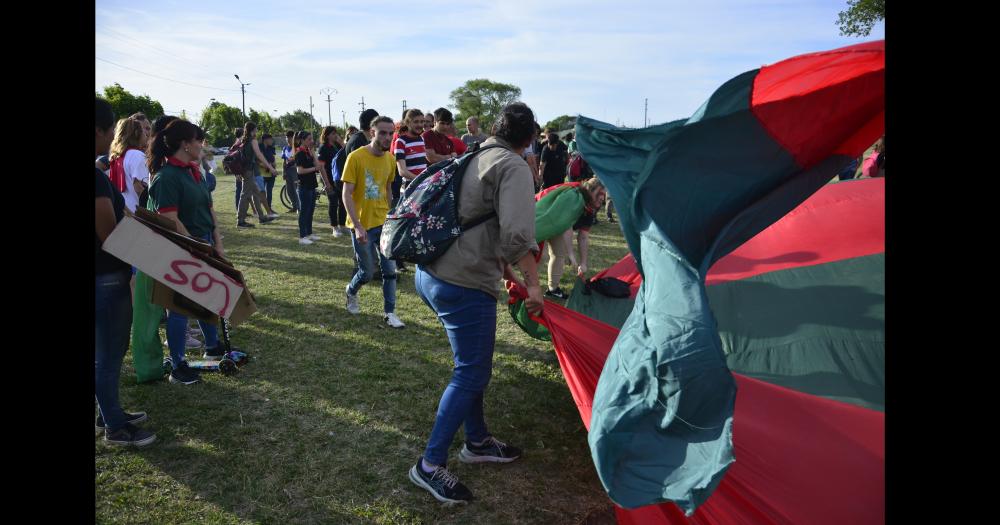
[342,116,405,328]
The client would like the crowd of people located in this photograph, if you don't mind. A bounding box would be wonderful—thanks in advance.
[96,95,639,504]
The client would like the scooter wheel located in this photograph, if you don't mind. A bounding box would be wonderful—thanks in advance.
[219,358,238,375]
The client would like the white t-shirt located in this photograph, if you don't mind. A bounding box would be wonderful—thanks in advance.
[121,149,149,212]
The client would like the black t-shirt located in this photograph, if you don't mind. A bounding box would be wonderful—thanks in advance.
[345,131,368,155]
[95,168,130,275]
[317,143,339,182]
[540,145,568,187]
[295,150,318,189]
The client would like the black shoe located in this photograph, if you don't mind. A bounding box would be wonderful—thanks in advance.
[544,288,568,300]
[260,216,276,224]
[237,221,255,228]
[397,261,409,272]
[169,361,201,385]
[96,411,148,431]
[288,208,298,213]
[203,344,242,359]
[408,457,474,504]
[459,436,523,464]
[608,217,616,223]
[104,422,156,447]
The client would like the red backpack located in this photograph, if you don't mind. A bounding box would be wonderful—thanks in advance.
[222,140,246,175]
[567,154,592,181]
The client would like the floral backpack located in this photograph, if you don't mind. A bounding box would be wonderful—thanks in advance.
[380,143,504,264]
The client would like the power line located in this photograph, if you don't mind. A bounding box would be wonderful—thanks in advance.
[98,23,316,100]
[95,57,240,92]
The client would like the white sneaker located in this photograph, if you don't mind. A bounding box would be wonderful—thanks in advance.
[185,333,203,349]
[384,312,405,329]
[267,212,280,219]
[345,284,360,315]
[299,237,314,245]
[332,228,343,238]
[309,234,322,241]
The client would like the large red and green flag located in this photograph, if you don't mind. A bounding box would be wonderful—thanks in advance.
[557,40,884,514]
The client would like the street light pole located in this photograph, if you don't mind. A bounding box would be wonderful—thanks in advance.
[234,75,250,121]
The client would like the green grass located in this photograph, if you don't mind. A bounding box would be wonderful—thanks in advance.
[97,170,631,524]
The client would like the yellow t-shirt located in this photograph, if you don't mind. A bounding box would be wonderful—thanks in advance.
[341,146,396,230]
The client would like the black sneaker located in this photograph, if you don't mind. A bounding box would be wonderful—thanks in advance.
[458,436,522,464]
[169,361,201,385]
[544,288,568,300]
[203,345,243,359]
[104,422,156,447]
[397,261,409,272]
[96,411,147,431]
[260,216,276,224]
[237,221,255,228]
[408,457,474,505]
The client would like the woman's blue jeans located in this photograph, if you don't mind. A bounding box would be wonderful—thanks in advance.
[415,266,495,466]
[95,269,132,432]
[297,186,316,238]
[164,233,219,367]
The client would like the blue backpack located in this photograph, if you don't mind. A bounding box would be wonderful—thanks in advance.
[380,143,503,264]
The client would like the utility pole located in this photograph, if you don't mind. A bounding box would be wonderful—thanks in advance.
[402,99,407,114]
[341,110,347,133]
[320,87,338,126]
[309,96,316,133]
[358,96,365,114]
[644,98,648,127]
[234,74,250,121]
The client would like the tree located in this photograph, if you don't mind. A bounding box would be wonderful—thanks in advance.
[248,108,281,137]
[100,83,164,121]
[544,115,577,133]
[837,0,884,37]
[449,79,522,136]
[277,110,321,136]
[199,101,244,147]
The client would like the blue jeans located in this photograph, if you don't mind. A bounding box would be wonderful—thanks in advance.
[264,177,276,208]
[164,234,220,367]
[348,225,397,313]
[95,270,132,432]
[415,267,495,466]
[255,174,266,192]
[298,186,316,238]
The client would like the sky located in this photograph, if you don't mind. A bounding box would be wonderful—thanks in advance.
[95,0,883,129]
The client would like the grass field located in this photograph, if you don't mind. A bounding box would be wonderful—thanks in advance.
[96,167,631,524]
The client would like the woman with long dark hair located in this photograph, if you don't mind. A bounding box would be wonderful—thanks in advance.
[147,119,227,385]
[294,130,322,245]
[236,121,278,228]
[95,96,156,446]
[317,126,347,237]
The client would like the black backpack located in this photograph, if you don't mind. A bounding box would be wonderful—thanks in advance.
[379,143,503,265]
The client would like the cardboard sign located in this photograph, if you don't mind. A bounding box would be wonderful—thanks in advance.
[102,214,257,325]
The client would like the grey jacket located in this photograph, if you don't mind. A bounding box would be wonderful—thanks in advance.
[423,137,537,300]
